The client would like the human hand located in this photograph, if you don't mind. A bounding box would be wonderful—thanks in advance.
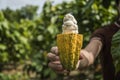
[47,46,69,74]
[47,46,89,73]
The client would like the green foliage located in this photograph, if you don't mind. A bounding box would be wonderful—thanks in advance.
[2,5,38,22]
[112,31,120,72]
[0,73,29,80]
[0,0,119,80]
[24,51,57,80]
[0,11,34,62]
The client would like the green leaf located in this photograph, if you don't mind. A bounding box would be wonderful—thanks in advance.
[37,35,43,41]
[0,11,5,21]
[44,68,50,77]
[47,25,54,34]
[2,21,9,29]
[0,44,7,50]
[36,65,43,72]
[50,70,57,80]
[82,0,94,14]
[51,16,58,24]
[1,52,8,62]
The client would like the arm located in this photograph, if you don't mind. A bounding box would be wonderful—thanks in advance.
[48,38,103,71]
[78,37,103,69]
[78,22,120,70]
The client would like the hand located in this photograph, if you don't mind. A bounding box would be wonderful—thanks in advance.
[47,46,90,73]
[47,46,68,74]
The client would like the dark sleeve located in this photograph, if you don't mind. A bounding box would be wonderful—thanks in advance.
[91,23,119,80]
[91,23,119,43]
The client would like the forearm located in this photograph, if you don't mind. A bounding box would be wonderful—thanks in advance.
[84,37,103,58]
[78,37,103,69]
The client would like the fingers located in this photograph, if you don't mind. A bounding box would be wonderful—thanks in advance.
[48,46,70,74]
[48,61,64,71]
[48,61,69,74]
[47,53,59,61]
[51,46,59,55]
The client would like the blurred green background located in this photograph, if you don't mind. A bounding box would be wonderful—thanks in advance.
[0,0,120,80]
